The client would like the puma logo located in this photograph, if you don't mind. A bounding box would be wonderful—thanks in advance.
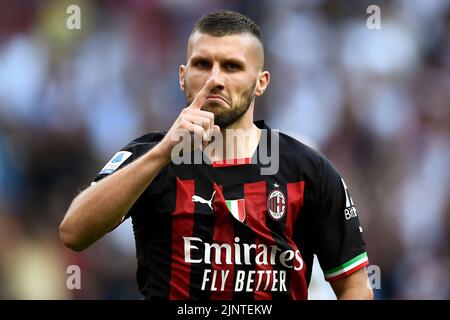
[192,191,216,211]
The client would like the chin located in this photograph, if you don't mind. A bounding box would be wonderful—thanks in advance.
[202,104,225,114]
[205,101,226,108]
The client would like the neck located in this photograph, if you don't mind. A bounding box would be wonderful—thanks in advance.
[221,103,255,132]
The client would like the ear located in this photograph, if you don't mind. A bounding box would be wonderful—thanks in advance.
[179,65,186,91]
[254,70,270,96]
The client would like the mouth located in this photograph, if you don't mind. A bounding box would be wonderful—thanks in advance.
[206,95,228,104]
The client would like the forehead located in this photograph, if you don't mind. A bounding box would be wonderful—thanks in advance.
[187,32,261,63]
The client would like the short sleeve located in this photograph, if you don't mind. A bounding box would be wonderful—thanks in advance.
[91,132,165,221]
[312,157,369,282]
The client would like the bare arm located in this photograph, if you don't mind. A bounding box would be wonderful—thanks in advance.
[330,268,374,300]
[59,142,171,251]
[59,78,219,252]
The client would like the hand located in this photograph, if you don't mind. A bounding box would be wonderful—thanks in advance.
[159,78,221,159]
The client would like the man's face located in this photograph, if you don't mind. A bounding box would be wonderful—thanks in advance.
[180,32,266,128]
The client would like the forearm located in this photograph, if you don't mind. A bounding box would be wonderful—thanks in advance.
[59,143,170,251]
[331,268,374,300]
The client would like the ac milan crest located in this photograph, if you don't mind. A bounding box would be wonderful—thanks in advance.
[267,189,286,220]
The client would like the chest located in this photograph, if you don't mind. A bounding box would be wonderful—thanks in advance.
[148,164,306,242]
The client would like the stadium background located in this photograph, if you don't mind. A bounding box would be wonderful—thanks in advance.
[0,0,448,299]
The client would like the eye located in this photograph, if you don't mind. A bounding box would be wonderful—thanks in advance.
[225,62,241,71]
[194,60,210,69]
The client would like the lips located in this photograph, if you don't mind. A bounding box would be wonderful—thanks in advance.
[206,95,228,104]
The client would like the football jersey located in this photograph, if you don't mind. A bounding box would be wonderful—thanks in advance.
[93,120,369,300]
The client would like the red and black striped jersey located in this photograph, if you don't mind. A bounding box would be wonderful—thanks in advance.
[93,120,368,300]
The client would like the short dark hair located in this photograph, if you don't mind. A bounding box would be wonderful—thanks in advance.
[191,10,263,45]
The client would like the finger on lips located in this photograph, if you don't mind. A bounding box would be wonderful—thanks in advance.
[189,78,216,110]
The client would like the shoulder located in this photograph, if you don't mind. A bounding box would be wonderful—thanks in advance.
[113,131,167,161]
[278,131,320,160]
[125,131,166,148]
[277,131,332,169]
[122,131,166,154]
[95,131,167,178]
[276,131,342,186]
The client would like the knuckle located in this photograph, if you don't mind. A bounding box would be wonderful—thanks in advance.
[179,119,189,128]
[199,110,214,119]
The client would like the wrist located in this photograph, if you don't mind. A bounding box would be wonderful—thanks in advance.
[151,140,173,164]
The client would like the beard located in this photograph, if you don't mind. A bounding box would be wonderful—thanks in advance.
[185,80,256,128]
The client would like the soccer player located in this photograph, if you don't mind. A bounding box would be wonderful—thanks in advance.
[60,10,373,300]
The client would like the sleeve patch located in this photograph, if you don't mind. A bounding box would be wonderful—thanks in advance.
[99,151,132,175]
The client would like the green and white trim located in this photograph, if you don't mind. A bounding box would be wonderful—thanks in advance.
[324,252,369,282]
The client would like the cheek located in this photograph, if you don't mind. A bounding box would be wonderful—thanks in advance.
[184,75,199,95]
[232,79,256,99]
[185,71,207,91]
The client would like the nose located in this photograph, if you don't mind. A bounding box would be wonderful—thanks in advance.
[209,63,225,91]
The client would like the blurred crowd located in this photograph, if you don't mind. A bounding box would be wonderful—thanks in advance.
[0,0,448,299]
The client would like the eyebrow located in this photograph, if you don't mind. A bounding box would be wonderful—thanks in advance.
[190,55,246,66]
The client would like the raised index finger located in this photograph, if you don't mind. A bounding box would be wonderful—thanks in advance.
[189,78,216,110]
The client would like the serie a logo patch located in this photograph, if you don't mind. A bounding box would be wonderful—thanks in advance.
[267,189,286,220]
[99,151,132,175]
